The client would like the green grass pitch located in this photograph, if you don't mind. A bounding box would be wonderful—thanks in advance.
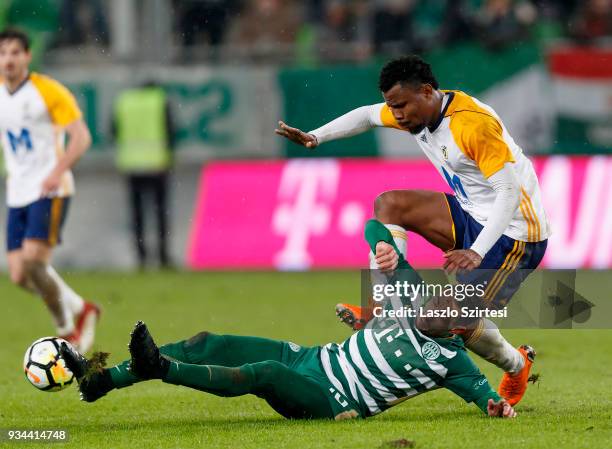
[1,271,611,449]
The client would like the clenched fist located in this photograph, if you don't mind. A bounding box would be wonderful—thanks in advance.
[374,241,399,272]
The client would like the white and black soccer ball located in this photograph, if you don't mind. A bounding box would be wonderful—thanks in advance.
[23,337,74,392]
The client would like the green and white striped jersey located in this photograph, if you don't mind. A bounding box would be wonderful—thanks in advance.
[319,303,499,416]
[321,219,501,416]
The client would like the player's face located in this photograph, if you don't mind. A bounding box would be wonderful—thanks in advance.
[415,294,460,337]
[0,39,31,81]
[383,83,436,134]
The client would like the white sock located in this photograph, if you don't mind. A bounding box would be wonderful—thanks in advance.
[55,307,75,336]
[464,319,524,373]
[384,224,407,259]
[47,266,85,316]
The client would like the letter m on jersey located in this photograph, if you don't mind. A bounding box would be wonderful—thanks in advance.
[7,128,33,154]
[441,166,468,200]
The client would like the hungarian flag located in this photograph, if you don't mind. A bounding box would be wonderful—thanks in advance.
[549,47,612,154]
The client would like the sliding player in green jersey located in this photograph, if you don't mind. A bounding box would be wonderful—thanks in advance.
[61,221,518,420]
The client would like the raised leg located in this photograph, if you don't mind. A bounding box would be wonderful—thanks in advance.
[374,190,455,251]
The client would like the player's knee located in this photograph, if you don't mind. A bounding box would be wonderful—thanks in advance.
[375,191,406,222]
[9,267,27,287]
[186,331,211,347]
[375,190,421,228]
[183,331,224,361]
[252,361,285,386]
[234,365,255,385]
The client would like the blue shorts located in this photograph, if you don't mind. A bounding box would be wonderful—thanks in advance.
[444,193,547,309]
[6,197,71,251]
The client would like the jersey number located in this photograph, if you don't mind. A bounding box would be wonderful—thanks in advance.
[7,128,33,154]
[441,166,468,200]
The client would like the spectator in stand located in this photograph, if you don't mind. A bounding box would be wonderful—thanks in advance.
[531,0,577,25]
[439,0,475,46]
[55,0,109,47]
[228,0,302,59]
[174,0,238,47]
[317,0,372,62]
[372,0,417,55]
[474,0,537,51]
[569,0,612,42]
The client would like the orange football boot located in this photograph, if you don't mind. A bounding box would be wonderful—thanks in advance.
[498,345,536,406]
[335,303,373,331]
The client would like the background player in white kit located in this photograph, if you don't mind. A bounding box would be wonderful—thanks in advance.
[0,29,99,352]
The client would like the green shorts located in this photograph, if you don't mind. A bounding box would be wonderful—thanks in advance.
[280,341,363,420]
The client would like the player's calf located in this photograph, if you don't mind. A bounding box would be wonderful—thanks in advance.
[7,253,33,290]
[23,259,71,332]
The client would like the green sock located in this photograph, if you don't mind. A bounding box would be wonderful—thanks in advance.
[108,360,138,388]
[364,219,412,269]
[365,219,427,307]
[163,361,255,397]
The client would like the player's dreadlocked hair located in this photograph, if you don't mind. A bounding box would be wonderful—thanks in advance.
[0,28,30,51]
[378,55,439,93]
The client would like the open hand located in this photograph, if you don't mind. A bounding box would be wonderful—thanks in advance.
[275,121,318,148]
[41,171,63,197]
[443,249,482,274]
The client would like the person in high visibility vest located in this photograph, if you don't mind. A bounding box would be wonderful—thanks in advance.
[113,81,175,269]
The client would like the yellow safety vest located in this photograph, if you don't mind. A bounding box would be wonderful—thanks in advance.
[115,87,171,172]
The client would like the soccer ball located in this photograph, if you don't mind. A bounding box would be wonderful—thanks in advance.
[23,337,74,392]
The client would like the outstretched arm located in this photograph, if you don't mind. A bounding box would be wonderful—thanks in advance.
[275,103,384,148]
[443,358,517,418]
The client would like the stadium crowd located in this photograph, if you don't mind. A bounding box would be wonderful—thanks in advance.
[1,0,611,63]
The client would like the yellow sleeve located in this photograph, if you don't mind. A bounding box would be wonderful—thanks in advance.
[30,73,82,127]
[450,113,515,178]
[379,104,403,130]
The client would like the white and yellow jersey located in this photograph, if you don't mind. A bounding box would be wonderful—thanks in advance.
[0,72,82,207]
[376,90,550,243]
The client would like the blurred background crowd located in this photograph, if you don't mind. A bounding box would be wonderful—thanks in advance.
[1,0,611,64]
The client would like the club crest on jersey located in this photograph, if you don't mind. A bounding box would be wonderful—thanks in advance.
[441,146,448,160]
[22,102,32,121]
[422,341,441,360]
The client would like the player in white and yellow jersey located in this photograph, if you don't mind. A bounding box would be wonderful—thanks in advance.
[276,55,550,407]
[0,29,99,352]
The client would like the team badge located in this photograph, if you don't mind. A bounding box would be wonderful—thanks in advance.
[422,341,441,360]
[441,146,448,160]
[22,102,32,122]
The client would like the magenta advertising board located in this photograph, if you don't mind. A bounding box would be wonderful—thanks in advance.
[187,157,611,270]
